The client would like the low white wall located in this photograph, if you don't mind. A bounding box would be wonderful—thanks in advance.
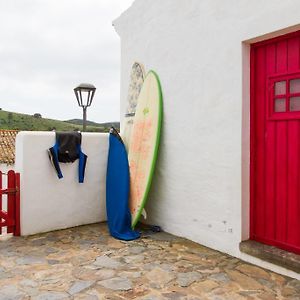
[0,164,14,173]
[114,0,300,279]
[15,131,109,236]
[0,164,15,211]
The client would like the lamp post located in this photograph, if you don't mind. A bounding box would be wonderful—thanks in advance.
[74,83,96,132]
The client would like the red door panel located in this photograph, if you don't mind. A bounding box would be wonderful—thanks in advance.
[251,31,300,254]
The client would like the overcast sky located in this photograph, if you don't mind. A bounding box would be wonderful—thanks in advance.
[0,0,133,123]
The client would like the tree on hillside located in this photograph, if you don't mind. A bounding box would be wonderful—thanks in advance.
[33,113,42,118]
[8,112,13,125]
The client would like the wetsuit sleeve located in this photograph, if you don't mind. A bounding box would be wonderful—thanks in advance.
[77,145,87,183]
[48,143,63,179]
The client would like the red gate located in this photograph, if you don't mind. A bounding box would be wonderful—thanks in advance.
[0,170,20,236]
[251,30,300,254]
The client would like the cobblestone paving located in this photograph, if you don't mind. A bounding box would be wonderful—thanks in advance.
[0,223,299,299]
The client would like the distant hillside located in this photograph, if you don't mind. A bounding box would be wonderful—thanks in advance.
[0,110,119,132]
[66,119,120,130]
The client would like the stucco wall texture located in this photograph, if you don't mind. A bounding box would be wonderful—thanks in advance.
[114,0,300,279]
[0,164,14,212]
[15,132,108,236]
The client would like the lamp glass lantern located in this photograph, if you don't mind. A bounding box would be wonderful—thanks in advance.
[74,83,96,131]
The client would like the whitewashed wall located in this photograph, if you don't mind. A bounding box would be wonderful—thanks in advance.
[0,163,15,211]
[15,132,108,236]
[114,0,300,279]
[0,164,14,173]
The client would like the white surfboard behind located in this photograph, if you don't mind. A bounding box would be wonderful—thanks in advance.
[122,62,145,152]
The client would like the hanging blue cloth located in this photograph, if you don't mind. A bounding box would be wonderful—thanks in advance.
[106,128,140,241]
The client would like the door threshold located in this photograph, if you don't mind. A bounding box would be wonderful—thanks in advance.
[239,240,300,273]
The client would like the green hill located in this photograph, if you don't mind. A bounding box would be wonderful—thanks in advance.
[0,110,119,132]
[65,119,120,130]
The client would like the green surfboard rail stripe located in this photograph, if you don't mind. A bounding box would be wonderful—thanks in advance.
[132,70,163,228]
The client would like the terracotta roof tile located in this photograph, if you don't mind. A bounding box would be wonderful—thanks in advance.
[0,130,18,165]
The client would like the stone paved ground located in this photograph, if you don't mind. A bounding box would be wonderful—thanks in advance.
[0,223,299,300]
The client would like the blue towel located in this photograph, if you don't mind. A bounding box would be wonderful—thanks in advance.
[106,128,140,241]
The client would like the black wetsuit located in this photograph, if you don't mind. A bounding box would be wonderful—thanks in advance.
[48,132,87,183]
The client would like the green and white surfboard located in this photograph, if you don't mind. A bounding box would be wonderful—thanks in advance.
[128,70,163,228]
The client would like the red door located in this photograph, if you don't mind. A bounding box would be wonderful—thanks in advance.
[251,31,300,254]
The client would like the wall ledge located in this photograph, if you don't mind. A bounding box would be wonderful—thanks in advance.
[240,240,300,274]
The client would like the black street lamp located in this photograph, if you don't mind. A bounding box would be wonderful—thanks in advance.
[74,83,96,131]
